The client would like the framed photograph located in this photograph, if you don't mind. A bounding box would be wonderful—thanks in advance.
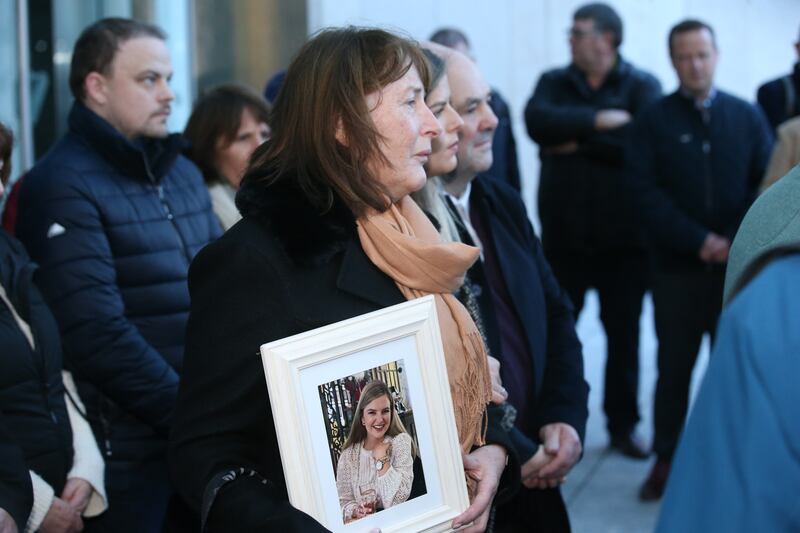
[261,295,469,532]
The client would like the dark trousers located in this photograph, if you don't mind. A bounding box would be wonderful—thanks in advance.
[651,269,724,461]
[494,486,570,533]
[547,250,647,436]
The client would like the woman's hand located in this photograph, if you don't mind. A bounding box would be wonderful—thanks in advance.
[521,445,559,489]
[0,508,19,533]
[350,502,375,521]
[39,497,83,533]
[61,478,93,515]
[525,423,581,489]
[452,444,506,532]
[487,357,507,405]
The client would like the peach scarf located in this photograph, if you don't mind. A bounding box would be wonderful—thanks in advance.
[357,196,493,453]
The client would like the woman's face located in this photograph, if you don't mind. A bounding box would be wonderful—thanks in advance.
[366,65,441,202]
[361,394,392,442]
[425,75,463,177]
[215,107,270,189]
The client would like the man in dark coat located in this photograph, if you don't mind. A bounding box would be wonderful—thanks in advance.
[15,18,220,532]
[626,19,772,501]
[441,48,589,533]
[525,3,661,459]
[756,26,800,133]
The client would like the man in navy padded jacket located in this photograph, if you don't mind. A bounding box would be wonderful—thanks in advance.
[15,18,221,532]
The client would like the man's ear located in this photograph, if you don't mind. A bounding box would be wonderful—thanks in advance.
[335,116,348,146]
[83,72,108,106]
[600,31,615,50]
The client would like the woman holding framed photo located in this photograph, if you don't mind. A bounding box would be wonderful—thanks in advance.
[169,27,511,533]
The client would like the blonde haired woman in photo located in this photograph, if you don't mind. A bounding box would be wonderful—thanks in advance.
[335,381,415,523]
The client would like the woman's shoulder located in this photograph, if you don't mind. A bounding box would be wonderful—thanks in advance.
[339,442,361,464]
[388,432,412,448]
[195,216,281,267]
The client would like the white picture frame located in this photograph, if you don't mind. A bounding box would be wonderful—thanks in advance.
[261,295,469,532]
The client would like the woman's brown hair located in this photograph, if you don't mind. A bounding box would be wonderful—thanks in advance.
[184,84,271,185]
[244,27,431,216]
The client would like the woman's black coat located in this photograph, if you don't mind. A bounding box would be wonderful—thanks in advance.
[169,178,515,531]
[0,230,73,526]
[0,231,73,484]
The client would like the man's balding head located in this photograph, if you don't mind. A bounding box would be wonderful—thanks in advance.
[443,51,498,192]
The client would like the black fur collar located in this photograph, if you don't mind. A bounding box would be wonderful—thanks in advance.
[235,174,356,266]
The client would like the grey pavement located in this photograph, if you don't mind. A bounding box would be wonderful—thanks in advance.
[563,292,710,533]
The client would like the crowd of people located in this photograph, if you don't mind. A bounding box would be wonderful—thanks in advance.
[0,3,798,532]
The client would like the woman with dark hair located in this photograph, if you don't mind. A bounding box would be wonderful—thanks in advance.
[336,381,415,523]
[169,27,509,532]
[184,84,271,230]
[0,123,107,533]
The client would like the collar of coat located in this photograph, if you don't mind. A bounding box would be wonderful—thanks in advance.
[68,101,187,184]
[235,171,357,267]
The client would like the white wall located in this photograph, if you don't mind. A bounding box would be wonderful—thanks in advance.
[307,0,800,226]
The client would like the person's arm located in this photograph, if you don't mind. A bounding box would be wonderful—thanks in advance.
[375,434,414,509]
[491,182,587,440]
[452,444,506,533]
[61,371,107,517]
[581,74,663,164]
[16,170,178,436]
[625,110,710,254]
[335,449,358,523]
[483,404,520,505]
[528,233,589,442]
[0,509,19,533]
[24,472,84,533]
[0,415,32,533]
[525,72,596,147]
[168,237,327,532]
[24,472,53,533]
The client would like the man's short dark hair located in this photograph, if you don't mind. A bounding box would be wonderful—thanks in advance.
[668,19,716,55]
[574,3,623,48]
[429,28,470,51]
[70,17,166,101]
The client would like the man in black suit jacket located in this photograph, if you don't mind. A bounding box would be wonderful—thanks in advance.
[440,50,589,533]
